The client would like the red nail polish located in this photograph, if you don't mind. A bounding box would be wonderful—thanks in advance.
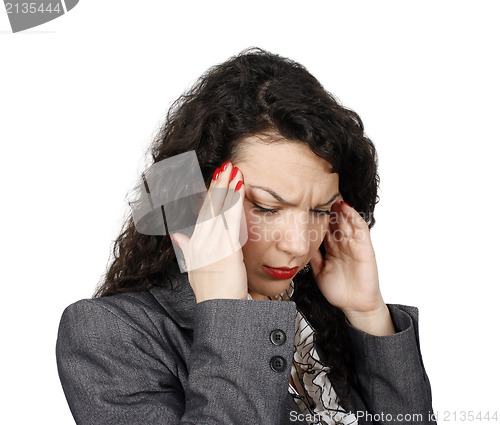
[230,167,239,182]
[341,200,350,207]
[169,235,179,246]
[213,167,220,181]
[221,161,230,171]
[235,180,243,191]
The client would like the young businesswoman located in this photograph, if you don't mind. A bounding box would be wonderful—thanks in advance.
[57,48,435,424]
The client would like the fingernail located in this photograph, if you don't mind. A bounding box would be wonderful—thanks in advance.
[221,161,230,171]
[341,200,350,207]
[230,167,239,182]
[213,167,220,181]
[169,235,179,246]
[235,180,243,191]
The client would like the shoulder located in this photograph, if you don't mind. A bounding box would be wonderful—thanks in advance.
[56,288,186,360]
[56,290,189,423]
[60,290,166,332]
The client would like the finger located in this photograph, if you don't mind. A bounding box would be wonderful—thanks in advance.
[329,201,370,248]
[191,165,244,270]
[328,199,343,232]
[323,228,343,256]
[329,200,353,239]
[209,161,236,217]
[330,200,366,238]
[338,201,367,229]
[194,161,234,241]
[195,167,221,226]
[223,165,245,217]
[220,166,245,251]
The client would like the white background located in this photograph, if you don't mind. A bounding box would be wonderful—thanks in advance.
[1,1,499,424]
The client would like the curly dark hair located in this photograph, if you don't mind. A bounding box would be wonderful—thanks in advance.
[93,47,379,408]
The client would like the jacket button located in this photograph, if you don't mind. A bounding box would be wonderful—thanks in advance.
[270,329,286,346]
[270,355,286,372]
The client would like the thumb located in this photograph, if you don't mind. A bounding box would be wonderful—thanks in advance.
[309,247,324,278]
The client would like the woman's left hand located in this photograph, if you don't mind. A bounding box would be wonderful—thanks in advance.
[309,198,395,335]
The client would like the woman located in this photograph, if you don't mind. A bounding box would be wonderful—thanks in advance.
[56,48,435,424]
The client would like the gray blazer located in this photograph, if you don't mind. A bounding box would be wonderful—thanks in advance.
[56,272,435,424]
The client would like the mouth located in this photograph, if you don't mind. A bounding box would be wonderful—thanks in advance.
[262,265,300,280]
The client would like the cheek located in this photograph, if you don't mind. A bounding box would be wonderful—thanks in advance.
[241,223,267,264]
[243,209,267,245]
[244,206,278,240]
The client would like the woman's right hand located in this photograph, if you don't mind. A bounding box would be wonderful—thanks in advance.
[170,161,248,303]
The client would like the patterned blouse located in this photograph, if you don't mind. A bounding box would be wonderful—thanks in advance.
[248,281,358,425]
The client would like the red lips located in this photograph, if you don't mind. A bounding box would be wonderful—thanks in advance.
[262,265,299,280]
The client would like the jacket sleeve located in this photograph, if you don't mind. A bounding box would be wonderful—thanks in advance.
[346,303,436,425]
[56,298,302,425]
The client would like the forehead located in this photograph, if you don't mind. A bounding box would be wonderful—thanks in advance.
[234,134,332,170]
[233,135,338,202]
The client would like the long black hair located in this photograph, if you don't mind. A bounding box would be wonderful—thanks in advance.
[94,48,380,407]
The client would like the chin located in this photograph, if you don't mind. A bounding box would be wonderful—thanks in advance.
[249,279,292,299]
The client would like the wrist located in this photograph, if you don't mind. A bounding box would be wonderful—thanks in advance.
[343,303,396,336]
[195,293,248,303]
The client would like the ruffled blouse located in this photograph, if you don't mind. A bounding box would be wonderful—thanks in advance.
[248,281,358,425]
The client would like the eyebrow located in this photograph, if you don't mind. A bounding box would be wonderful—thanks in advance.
[249,185,340,208]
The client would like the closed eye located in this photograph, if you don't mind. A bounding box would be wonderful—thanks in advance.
[252,203,278,215]
[313,209,333,216]
[252,203,332,216]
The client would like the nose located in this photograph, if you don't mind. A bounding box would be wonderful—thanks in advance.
[275,211,311,258]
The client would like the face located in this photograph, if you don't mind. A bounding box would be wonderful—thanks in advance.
[233,135,340,300]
